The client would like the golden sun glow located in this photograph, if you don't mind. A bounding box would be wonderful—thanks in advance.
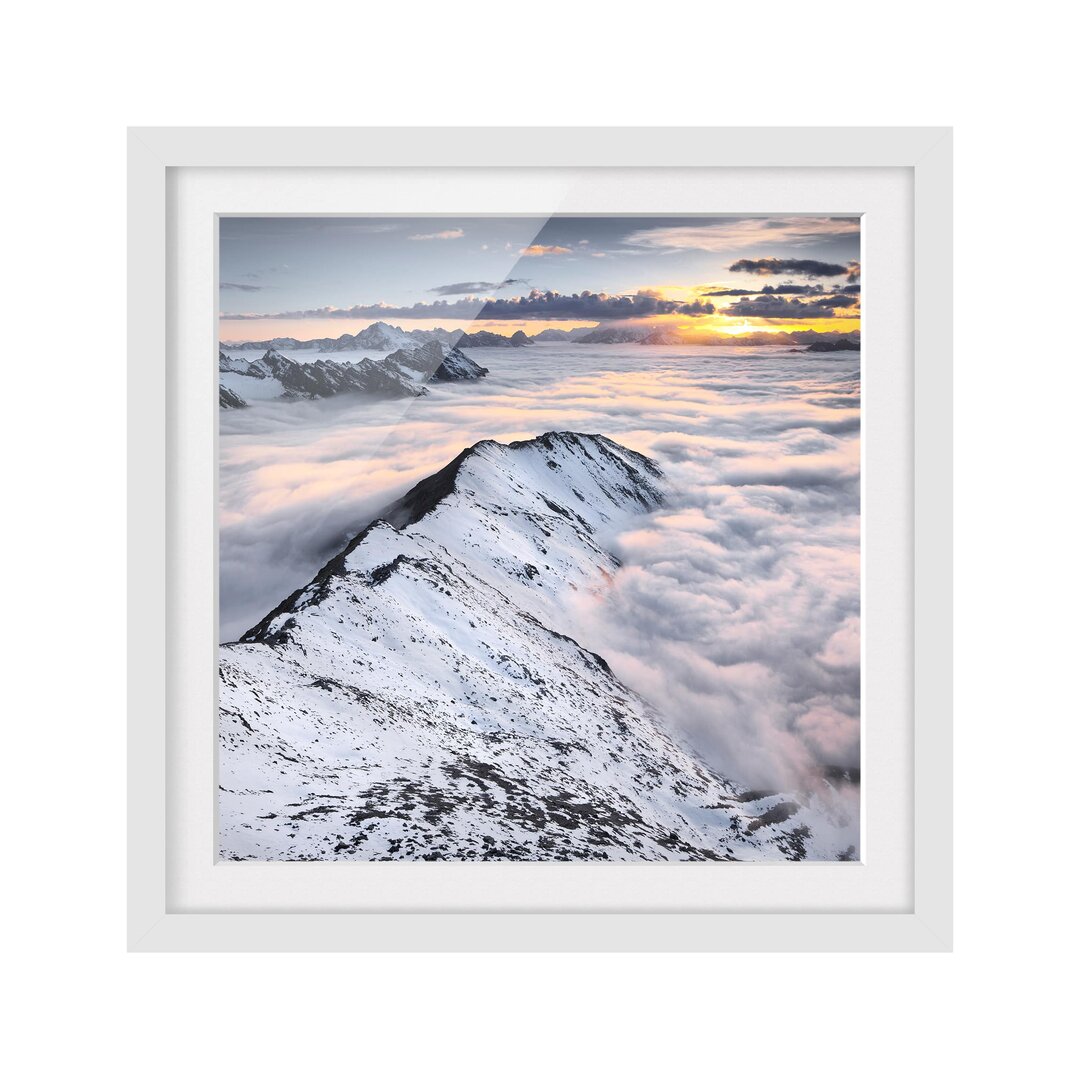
[717,319,755,336]
[668,313,862,340]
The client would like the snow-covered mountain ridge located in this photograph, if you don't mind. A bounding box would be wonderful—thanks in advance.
[218,340,487,407]
[219,432,857,861]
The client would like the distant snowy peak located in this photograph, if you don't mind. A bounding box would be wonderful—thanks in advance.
[219,349,251,374]
[451,329,532,348]
[530,327,596,342]
[639,328,681,345]
[803,337,860,352]
[385,340,489,382]
[576,327,646,344]
[409,327,456,345]
[352,320,420,352]
[432,344,489,381]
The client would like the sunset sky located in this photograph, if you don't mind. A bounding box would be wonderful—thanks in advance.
[219,215,861,342]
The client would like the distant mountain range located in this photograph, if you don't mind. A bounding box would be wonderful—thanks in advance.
[219,432,857,861]
[218,340,488,408]
[454,329,533,348]
[221,321,454,354]
[803,337,860,352]
[530,327,597,342]
[220,319,860,353]
[222,320,537,354]
[709,330,861,350]
[575,327,645,344]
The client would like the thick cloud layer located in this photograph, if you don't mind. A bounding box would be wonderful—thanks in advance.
[729,258,851,278]
[701,283,863,298]
[722,294,860,319]
[220,345,860,794]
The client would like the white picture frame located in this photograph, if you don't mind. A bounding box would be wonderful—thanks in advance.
[128,126,952,952]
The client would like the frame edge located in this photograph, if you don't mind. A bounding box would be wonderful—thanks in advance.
[127,125,954,952]
[128,130,169,950]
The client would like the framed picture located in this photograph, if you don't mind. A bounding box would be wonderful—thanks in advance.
[128,126,952,951]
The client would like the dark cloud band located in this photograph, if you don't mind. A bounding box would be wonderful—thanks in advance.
[723,294,859,320]
[221,289,717,322]
[702,283,857,297]
[729,258,852,278]
[427,278,529,296]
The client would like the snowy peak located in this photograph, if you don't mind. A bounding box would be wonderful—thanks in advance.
[387,431,663,534]
[352,320,418,352]
[432,344,489,381]
[639,328,680,345]
[384,340,489,382]
[451,329,532,348]
[530,327,595,342]
[379,433,664,621]
[577,327,646,344]
[241,432,664,646]
[242,432,664,646]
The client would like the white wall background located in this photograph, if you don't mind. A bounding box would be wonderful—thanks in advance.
[2,2,1074,1076]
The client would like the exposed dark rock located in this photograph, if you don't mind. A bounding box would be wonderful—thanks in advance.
[219,383,248,409]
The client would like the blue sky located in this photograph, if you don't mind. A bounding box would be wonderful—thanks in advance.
[219,215,860,339]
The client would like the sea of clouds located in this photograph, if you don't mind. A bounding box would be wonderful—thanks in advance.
[219,344,860,793]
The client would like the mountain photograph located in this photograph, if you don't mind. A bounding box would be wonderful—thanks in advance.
[218,215,862,861]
